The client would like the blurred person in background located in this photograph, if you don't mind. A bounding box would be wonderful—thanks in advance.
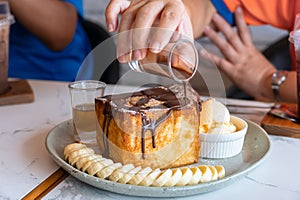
[7,0,91,81]
[105,0,298,103]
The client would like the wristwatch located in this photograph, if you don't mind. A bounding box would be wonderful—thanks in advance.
[271,70,288,101]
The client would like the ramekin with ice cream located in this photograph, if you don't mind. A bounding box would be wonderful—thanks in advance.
[199,99,248,158]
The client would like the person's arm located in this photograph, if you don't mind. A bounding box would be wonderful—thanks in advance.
[183,0,216,39]
[267,71,297,103]
[203,7,297,102]
[9,0,78,51]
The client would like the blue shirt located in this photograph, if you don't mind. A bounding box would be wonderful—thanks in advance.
[211,0,235,25]
[8,0,92,81]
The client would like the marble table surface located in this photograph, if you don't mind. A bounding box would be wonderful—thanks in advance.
[1,80,300,200]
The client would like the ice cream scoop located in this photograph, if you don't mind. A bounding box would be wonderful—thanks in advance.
[200,98,236,134]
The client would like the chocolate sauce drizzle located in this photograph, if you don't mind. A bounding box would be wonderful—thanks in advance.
[140,110,172,159]
[97,87,189,159]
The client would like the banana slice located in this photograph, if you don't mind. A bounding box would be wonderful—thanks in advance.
[176,167,193,186]
[64,144,88,160]
[86,158,114,176]
[139,168,161,186]
[188,167,202,185]
[198,165,212,183]
[209,165,218,181]
[81,155,103,172]
[76,154,99,170]
[128,167,152,185]
[68,150,95,166]
[215,165,225,179]
[164,168,182,187]
[151,169,172,187]
[67,148,94,164]
[69,154,88,166]
[97,163,122,179]
[109,164,135,182]
[64,143,86,158]
[118,166,142,184]
[63,143,227,187]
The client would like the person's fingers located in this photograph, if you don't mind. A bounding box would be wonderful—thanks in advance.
[149,0,185,53]
[116,1,148,63]
[204,25,238,63]
[131,1,165,60]
[174,12,194,41]
[117,13,135,63]
[116,29,132,63]
[234,7,252,45]
[212,13,243,52]
[200,50,233,77]
[105,0,131,32]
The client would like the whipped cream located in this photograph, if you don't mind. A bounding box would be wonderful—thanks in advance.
[200,99,236,134]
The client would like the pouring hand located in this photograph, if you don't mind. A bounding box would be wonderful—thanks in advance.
[105,0,193,63]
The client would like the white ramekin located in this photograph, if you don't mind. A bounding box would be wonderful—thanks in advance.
[200,116,248,159]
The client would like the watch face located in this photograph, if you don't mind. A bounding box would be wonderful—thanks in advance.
[272,71,288,101]
[272,71,287,84]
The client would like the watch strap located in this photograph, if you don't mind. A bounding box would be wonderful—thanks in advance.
[272,84,281,101]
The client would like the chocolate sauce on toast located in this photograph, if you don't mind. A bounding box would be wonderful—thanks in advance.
[96,86,192,159]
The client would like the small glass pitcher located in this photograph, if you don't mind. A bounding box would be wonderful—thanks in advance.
[128,38,198,83]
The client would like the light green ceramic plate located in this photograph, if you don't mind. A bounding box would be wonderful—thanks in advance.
[46,119,271,197]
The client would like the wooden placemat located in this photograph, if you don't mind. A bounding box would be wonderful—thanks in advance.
[0,79,34,106]
[261,104,300,139]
